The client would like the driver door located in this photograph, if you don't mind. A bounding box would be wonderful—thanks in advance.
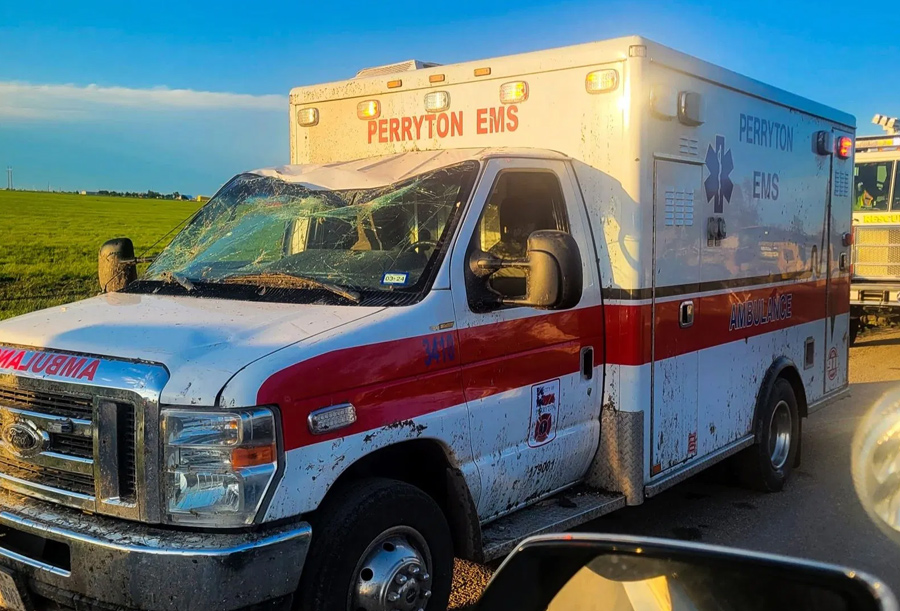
[450,158,602,521]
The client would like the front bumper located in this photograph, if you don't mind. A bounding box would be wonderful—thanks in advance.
[0,488,310,610]
[850,283,900,309]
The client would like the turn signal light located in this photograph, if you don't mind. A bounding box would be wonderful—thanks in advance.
[585,69,619,93]
[231,444,276,468]
[500,81,528,104]
[357,100,381,120]
[297,107,319,127]
[836,136,853,159]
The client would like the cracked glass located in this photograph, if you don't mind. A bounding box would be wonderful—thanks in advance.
[143,161,479,299]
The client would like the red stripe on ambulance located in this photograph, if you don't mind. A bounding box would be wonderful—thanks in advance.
[259,278,845,451]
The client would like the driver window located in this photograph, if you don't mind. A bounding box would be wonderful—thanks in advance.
[467,171,569,306]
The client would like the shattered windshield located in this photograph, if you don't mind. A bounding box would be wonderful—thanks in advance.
[143,161,479,301]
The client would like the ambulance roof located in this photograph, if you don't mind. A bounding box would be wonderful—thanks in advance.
[290,35,855,130]
[251,148,567,190]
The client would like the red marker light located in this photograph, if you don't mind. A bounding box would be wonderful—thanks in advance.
[836,136,853,159]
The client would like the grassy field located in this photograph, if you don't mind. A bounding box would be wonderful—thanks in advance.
[0,191,202,321]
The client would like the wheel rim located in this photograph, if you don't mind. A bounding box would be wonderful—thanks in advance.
[768,400,792,470]
[350,526,434,611]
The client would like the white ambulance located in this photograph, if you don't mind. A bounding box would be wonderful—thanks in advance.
[0,36,853,611]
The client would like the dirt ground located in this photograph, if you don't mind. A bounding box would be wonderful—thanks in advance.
[849,326,900,384]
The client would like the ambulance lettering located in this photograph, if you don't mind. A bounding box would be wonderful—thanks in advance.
[528,379,559,447]
[729,293,793,331]
[366,106,518,144]
[0,348,101,381]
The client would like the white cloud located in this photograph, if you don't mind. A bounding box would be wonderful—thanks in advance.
[0,81,286,122]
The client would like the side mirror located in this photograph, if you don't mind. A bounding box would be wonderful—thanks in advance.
[98,238,138,293]
[470,230,583,310]
[478,534,895,611]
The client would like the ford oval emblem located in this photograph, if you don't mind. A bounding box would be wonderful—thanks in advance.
[2,422,46,458]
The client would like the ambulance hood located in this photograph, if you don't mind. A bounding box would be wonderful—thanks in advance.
[0,293,381,405]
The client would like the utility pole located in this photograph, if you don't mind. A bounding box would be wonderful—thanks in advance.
[5,166,11,191]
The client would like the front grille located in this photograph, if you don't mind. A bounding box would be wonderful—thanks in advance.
[0,385,99,500]
[117,405,137,502]
[854,226,900,278]
[0,386,92,420]
[0,454,94,496]
[49,434,93,459]
[0,355,163,522]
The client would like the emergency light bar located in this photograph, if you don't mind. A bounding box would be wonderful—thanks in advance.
[585,69,618,93]
[836,136,853,159]
[500,81,528,104]
[357,100,381,120]
[297,107,319,127]
[424,91,450,113]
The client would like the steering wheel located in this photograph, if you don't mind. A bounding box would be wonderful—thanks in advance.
[401,240,438,254]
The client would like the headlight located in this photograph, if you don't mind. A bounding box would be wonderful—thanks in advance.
[162,407,278,527]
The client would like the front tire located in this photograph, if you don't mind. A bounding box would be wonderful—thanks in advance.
[296,478,453,611]
[850,318,860,346]
[739,378,800,492]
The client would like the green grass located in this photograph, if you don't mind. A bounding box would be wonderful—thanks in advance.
[0,191,202,321]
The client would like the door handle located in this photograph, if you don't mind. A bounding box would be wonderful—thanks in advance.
[580,346,594,380]
[679,300,695,328]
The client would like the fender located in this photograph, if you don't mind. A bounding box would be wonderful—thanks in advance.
[319,437,484,561]
[752,356,807,466]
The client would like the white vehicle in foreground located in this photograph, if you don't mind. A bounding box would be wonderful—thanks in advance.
[0,36,853,611]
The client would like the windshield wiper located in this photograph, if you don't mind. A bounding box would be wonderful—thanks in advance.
[158,271,196,292]
[220,272,361,303]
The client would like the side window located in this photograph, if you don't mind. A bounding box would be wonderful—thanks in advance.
[854,161,893,211]
[467,171,569,308]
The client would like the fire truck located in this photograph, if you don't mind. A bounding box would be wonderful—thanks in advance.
[0,37,853,611]
[850,115,900,343]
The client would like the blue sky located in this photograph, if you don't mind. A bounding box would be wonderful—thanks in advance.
[1,0,898,195]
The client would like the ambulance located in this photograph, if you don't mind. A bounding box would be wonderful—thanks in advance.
[850,122,900,342]
[0,36,853,611]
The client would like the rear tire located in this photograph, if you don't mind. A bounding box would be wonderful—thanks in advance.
[739,378,800,492]
[296,478,453,611]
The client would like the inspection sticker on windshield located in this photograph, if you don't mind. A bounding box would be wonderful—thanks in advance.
[382,272,409,286]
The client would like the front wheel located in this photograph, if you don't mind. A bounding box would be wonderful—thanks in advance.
[850,318,860,346]
[738,378,800,492]
[296,478,454,611]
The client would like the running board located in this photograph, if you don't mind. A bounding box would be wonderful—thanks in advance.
[480,487,626,562]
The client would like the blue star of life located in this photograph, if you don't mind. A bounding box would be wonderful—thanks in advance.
[704,135,734,213]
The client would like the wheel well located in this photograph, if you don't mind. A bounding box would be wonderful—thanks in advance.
[320,439,482,561]
[777,366,808,418]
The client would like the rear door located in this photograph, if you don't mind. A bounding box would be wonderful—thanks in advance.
[450,158,603,520]
[825,128,854,393]
[651,159,703,474]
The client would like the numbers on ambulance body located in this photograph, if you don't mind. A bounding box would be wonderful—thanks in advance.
[423,333,456,367]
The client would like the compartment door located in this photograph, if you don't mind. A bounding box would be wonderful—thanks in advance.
[652,160,703,474]
[825,129,853,393]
